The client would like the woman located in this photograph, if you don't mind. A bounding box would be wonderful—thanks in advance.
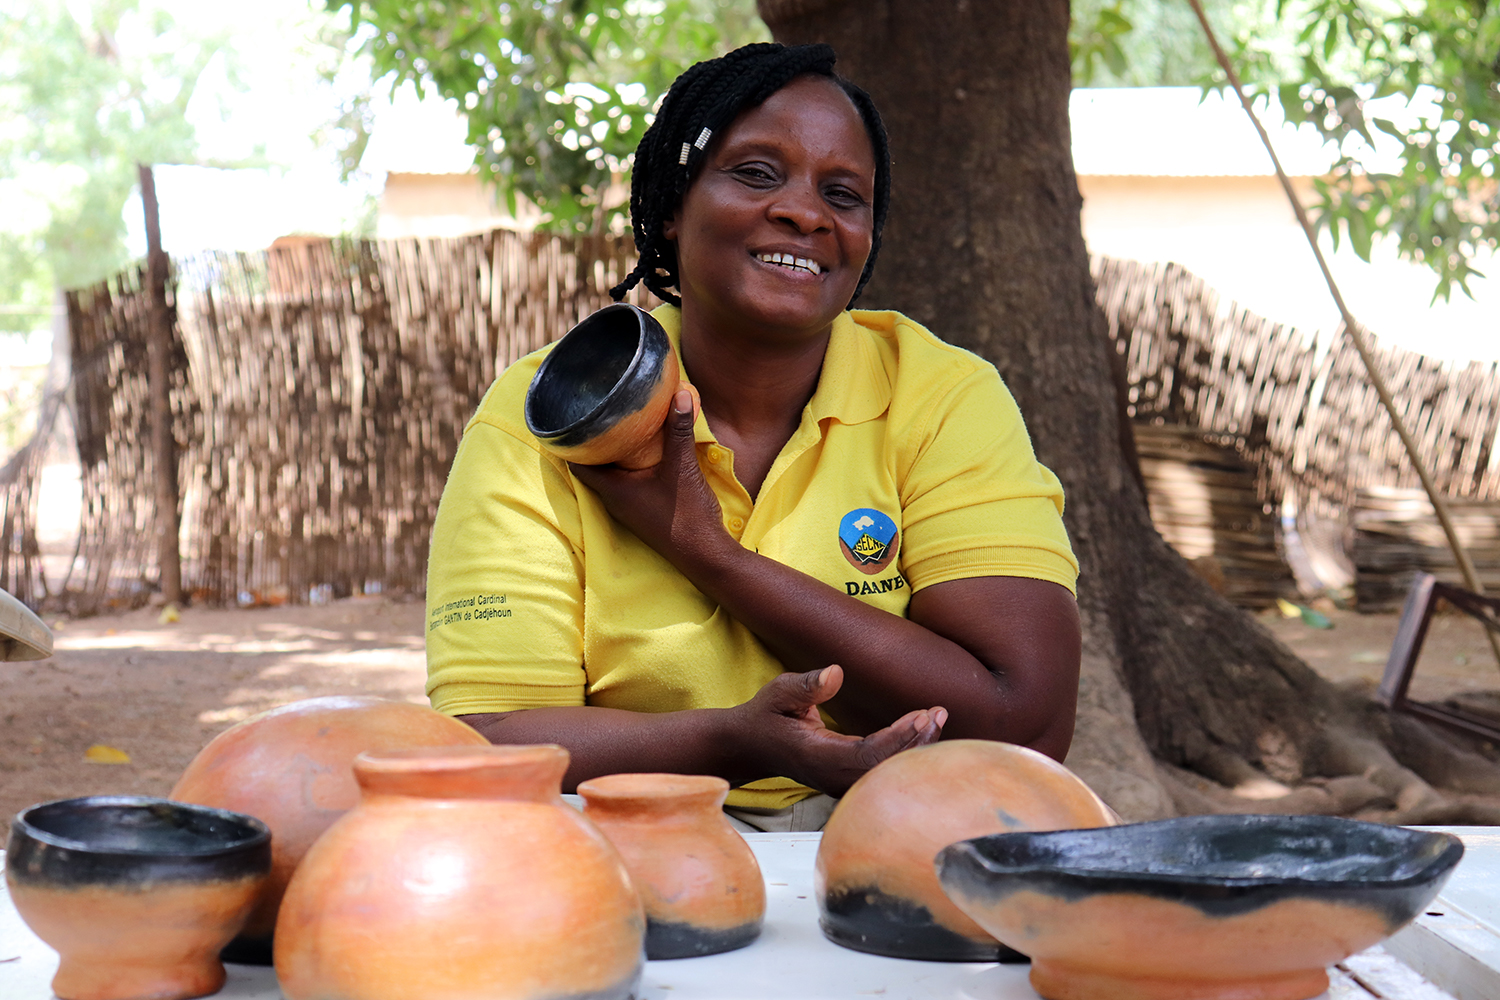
[424,42,1081,831]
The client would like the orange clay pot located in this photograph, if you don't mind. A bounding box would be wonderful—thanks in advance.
[525,302,700,469]
[815,739,1117,962]
[578,773,765,959]
[6,796,270,1000]
[169,696,488,963]
[274,745,645,1000]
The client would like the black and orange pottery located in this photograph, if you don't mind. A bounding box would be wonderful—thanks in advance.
[5,795,270,1000]
[936,814,1464,1000]
[579,773,765,959]
[815,739,1115,961]
[525,303,697,469]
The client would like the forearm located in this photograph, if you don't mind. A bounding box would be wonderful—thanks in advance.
[459,705,753,791]
[680,540,1054,746]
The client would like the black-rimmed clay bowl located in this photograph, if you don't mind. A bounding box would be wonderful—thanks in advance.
[935,814,1462,1000]
[5,795,271,1000]
[524,302,687,469]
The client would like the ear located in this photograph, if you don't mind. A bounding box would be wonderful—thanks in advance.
[663,212,679,242]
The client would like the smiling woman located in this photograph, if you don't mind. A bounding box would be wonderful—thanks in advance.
[423,43,1083,832]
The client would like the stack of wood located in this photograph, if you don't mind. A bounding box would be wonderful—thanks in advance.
[1132,423,1296,609]
[1349,487,1500,611]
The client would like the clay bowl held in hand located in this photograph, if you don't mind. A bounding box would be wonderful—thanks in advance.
[936,814,1464,1000]
[5,795,270,1000]
[579,773,765,959]
[815,739,1116,962]
[169,695,488,964]
[525,303,693,469]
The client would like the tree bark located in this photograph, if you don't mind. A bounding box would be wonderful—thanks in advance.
[757,0,1500,820]
[137,163,183,607]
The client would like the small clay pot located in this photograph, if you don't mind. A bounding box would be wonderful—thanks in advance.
[579,773,765,959]
[815,739,1116,962]
[274,745,644,1000]
[169,695,488,963]
[5,795,270,1000]
[936,815,1465,1000]
[525,303,697,469]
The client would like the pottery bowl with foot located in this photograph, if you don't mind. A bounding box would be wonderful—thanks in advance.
[5,795,270,1000]
[815,739,1116,962]
[525,303,695,469]
[936,814,1463,1000]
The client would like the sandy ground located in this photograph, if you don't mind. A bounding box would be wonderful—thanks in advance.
[3,597,1499,838]
[1,597,428,839]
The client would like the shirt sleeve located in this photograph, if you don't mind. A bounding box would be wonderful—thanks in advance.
[897,366,1079,595]
[424,415,589,715]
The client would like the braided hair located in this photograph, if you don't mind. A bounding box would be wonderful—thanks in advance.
[610,42,891,308]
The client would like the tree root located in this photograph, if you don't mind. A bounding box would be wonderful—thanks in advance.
[1156,708,1500,825]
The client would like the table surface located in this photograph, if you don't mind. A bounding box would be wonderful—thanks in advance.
[0,833,1462,1000]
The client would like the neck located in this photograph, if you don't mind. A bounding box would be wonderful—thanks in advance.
[677,308,830,439]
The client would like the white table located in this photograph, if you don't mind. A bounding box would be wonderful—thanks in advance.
[1384,828,1500,1000]
[0,834,1461,999]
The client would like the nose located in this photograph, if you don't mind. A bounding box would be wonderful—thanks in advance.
[769,177,832,234]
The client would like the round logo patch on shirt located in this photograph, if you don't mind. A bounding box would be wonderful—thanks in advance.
[838,508,900,575]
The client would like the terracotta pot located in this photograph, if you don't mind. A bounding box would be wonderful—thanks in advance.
[525,303,699,469]
[579,773,765,959]
[5,795,270,1000]
[169,695,488,963]
[274,745,644,1000]
[815,739,1116,961]
[937,815,1464,1000]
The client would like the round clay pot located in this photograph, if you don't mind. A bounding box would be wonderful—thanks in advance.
[937,815,1464,1000]
[274,745,644,1000]
[169,695,488,963]
[815,739,1116,961]
[525,303,697,469]
[5,795,270,1000]
[578,773,766,959]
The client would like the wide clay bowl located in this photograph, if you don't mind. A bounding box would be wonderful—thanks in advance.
[5,795,270,1000]
[169,695,487,963]
[936,814,1464,1000]
[525,302,685,469]
[579,773,765,959]
[816,739,1116,962]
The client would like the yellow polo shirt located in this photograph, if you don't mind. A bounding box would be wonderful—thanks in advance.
[425,306,1077,810]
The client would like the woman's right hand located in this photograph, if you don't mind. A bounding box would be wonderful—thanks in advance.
[733,665,946,797]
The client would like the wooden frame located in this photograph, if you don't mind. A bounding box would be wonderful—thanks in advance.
[1377,572,1500,741]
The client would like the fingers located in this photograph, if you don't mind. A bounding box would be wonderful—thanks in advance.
[852,706,946,771]
[756,664,842,717]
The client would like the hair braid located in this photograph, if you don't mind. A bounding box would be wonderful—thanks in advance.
[610,42,892,309]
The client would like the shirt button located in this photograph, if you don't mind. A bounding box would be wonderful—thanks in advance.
[707,446,725,464]
[729,516,745,532]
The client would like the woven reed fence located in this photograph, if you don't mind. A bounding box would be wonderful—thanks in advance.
[1097,257,1500,511]
[10,230,640,615]
[4,241,1498,615]
[1097,256,1500,608]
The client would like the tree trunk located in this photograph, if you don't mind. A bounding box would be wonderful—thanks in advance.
[757,0,1500,822]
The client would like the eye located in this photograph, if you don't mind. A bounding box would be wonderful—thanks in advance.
[732,163,777,185]
[825,185,867,209]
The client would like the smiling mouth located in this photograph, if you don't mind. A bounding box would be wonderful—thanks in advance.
[757,252,822,276]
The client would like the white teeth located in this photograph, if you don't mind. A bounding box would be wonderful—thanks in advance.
[758,253,821,275]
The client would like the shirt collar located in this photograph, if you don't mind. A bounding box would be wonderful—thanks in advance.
[649,305,891,441]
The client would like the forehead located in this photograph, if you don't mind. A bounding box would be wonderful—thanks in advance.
[711,75,875,174]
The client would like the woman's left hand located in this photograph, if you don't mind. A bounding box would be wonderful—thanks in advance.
[569,388,731,572]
